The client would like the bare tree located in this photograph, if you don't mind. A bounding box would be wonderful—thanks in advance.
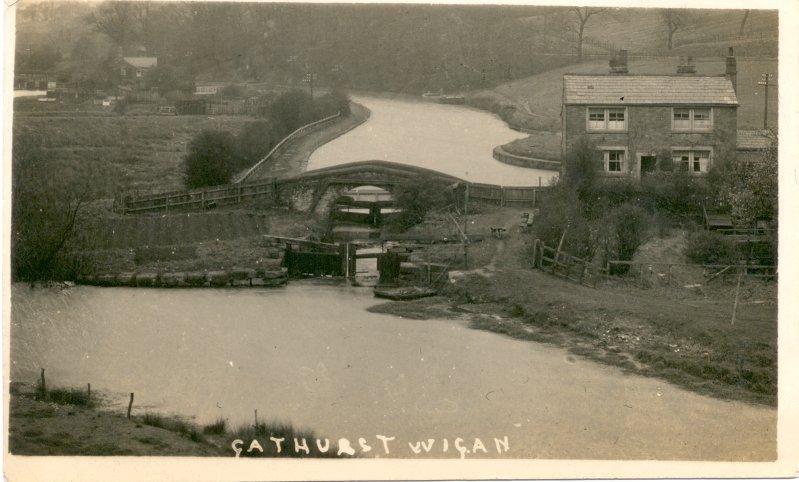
[739,9,750,37]
[87,2,137,52]
[570,7,604,60]
[663,9,683,50]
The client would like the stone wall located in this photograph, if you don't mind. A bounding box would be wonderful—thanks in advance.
[492,146,561,171]
[563,104,738,178]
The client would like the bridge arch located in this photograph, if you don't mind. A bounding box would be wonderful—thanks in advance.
[275,160,464,214]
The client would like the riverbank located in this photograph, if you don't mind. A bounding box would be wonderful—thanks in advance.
[249,102,371,179]
[8,382,342,457]
[368,204,776,407]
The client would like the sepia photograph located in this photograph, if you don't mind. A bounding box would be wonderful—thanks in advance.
[1,0,796,480]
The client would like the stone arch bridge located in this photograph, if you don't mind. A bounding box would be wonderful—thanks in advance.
[276,160,464,214]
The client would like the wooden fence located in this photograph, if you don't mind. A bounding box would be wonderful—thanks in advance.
[532,240,598,288]
[117,179,277,214]
[600,260,776,288]
[467,183,547,207]
[234,112,341,183]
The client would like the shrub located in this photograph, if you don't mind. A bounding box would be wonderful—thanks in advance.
[640,170,708,216]
[236,120,280,171]
[533,186,594,259]
[387,176,453,232]
[685,230,742,265]
[183,130,239,189]
[268,90,318,137]
[606,203,648,274]
[561,136,597,202]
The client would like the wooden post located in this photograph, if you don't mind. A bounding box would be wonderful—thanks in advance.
[554,225,569,273]
[254,409,259,427]
[127,392,134,419]
[87,383,91,400]
[39,368,46,397]
[731,268,744,325]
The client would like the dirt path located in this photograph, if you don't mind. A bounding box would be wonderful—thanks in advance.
[248,102,370,180]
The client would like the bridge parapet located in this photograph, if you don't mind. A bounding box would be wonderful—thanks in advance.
[116,160,548,214]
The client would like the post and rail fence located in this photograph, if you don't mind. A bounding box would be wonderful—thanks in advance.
[531,239,776,289]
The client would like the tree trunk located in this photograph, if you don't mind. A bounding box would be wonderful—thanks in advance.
[577,24,585,60]
[739,10,750,37]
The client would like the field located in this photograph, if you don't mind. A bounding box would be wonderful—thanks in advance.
[470,56,778,159]
[13,111,257,196]
[73,207,326,274]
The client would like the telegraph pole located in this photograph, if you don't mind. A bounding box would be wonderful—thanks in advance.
[757,73,774,130]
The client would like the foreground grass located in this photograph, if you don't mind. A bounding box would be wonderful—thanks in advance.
[8,384,343,457]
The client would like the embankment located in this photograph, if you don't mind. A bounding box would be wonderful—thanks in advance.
[247,102,371,179]
[8,382,339,457]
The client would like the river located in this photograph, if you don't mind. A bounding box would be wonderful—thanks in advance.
[10,284,775,460]
[308,95,558,186]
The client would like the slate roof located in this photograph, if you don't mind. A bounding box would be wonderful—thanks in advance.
[563,74,738,106]
[736,130,773,150]
[122,57,158,69]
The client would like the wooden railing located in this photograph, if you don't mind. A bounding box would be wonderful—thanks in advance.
[467,183,547,207]
[118,179,277,214]
[233,112,341,183]
[533,240,597,288]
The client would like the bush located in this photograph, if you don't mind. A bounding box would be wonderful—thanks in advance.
[561,136,597,202]
[236,120,280,171]
[184,130,239,189]
[387,176,453,232]
[640,170,708,216]
[533,186,594,259]
[685,230,742,265]
[268,90,318,137]
[606,203,648,274]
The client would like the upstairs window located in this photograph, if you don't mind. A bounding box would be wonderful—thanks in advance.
[672,149,711,173]
[673,107,713,131]
[587,107,627,131]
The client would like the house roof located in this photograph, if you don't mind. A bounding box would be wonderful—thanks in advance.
[736,130,773,150]
[122,57,158,69]
[563,74,738,106]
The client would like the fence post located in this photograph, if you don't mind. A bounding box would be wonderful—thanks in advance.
[127,392,134,419]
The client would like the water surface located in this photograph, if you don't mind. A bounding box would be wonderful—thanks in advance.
[308,96,558,186]
[10,284,774,459]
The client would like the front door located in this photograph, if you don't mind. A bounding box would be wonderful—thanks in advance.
[640,155,657,173]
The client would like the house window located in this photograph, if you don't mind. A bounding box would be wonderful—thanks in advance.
[672,107,713,131]
[587,107,627,131]
[601,149,626,173]
[588,108,605,130]
[672,149,711,173]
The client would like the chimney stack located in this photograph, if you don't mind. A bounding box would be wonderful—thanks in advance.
[609,49,628,74]
[726,47,737,93]
[677,56,696,74]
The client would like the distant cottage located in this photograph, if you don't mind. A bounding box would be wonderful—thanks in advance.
[561,48,749,179]
[119,56,158,80]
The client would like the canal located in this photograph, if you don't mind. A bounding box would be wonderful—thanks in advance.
[308,95,558,186]
[10,284,775,460]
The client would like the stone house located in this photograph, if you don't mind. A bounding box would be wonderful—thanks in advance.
[561,49,740,179]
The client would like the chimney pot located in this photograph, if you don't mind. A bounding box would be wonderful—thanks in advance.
[609,49,629,74]
[725,46,737,93]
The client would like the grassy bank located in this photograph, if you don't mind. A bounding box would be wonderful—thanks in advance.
[8,382,342,457]
[369,203,776,406]
[73,206,325,274]
[13,114,257,196]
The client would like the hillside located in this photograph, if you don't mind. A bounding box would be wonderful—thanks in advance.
[470,55,778,159]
